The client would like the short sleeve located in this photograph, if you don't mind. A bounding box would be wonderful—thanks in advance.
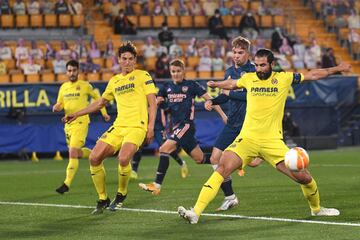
[236,75,246,89]
[142,71,157,95]
[102,78,114,101]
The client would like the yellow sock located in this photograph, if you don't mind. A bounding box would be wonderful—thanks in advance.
[117,163,131,195]
[64,158,79,187]
[90,164,107,200]
[194,171,224,216]
[301,178,320,212]
[81,147,91,159]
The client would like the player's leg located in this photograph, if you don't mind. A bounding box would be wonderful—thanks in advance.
[89,140,116,214]
[264,139,339,216]
[178,150,243,224]
[138,139,178,195]
[110,128,146,210]
[56,123,88,194]
[130,148,143,179]
[210,125,240,211]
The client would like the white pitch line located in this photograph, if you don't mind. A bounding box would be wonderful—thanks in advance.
[0,201,360,227]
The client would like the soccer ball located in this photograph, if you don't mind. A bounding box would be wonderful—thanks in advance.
[284,147,309,171]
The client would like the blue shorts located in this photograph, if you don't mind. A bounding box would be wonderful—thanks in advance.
[169,122,198,154]
[214,124,241,151]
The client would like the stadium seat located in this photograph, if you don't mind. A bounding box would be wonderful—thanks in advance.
[59,14,72,28]
[274,15,285,27]
[57,73,68,82]
[92,58,104,68]
[213,71,224,79]
[1,15,14,28]
[44,14,57,28]
[16,15,29,28]
[153,16,165,28]
[166,16,179,28]
[102,71,113,81]
[30,14,43,28]
[127,15,138,27]
[87,72,100,82]
[72,14,85,28]
[234,15,241,27]
[185,70,197,79]
[42,72,56,82]
[4,59,16,70]
[222,16,233,28]
[138,16,151,28]
[193,16,207,28]
[186,56,200,69]
[11,73,25,83]
[0,74,10,83]
[78,72,86,80]
[260,15,273,28]
[198,71,212,79]
[26,74,40,83]
[145,57,157,71]
[105,58,113,69]
[179,16,193,28]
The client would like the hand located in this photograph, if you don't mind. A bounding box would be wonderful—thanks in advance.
[207,81,217,88]
[102,113,111,122]
[337,62,352,73]
[62,114,77,124]
[52,103,62,112]
[157,96,165,104]
[204,100,213,111]
[221,89,230,96]
[146,128,154,144]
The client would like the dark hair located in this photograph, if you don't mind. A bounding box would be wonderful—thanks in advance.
[169,58,185,69]
[255,48,275,64]
[118,41,137,58]
[66,59,79,69]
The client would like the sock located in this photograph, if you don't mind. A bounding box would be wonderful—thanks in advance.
[201,153,211,164]
[301,178,320,212]
[155,153,170,185]
[64,158,79,187]
[131,150,142,172]
[117,163,131,196]
[90,163,107,200]
[220,177,234,197]
[81,147,91,159]
[194,171,224,216]
[170,151,183,166]
[212,164,218,171]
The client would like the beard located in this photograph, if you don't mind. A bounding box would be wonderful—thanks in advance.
[256,67,272,80]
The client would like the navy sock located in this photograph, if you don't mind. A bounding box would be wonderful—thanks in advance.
[220,178,234,197]
[170,149,183,166]
[131,149,142,172]
[201,153,211,164]
[155,153,170,185]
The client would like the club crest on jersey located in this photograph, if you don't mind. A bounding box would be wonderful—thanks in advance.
[182,86,188,93]
[76,86,80,91]
[129,76,135,81]
[240,71,246,77]
[271,78,278,85]
[167,88,171,92]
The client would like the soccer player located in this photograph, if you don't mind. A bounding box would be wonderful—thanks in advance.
[204,36,262,211]
[130,106,188,180]
[53,60,110,194]
[63,42,158,214]
[178,49,351,224]
[138,59,227,195]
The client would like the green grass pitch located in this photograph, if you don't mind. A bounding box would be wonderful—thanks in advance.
[0,147,360,239]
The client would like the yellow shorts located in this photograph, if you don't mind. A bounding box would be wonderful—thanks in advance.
[64,122,89,148]
[225,137,289,168]
[98,125,146,152]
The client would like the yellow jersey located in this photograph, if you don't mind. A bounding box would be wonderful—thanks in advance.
[102,69,157,130]
[57,79,106,125]
[236,71,304,139]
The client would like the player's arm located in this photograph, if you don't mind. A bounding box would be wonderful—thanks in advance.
[302,62,352,81]
[89,87,110,122]
[63,97,109,123]
[146,93,157,144]
[223,89,246,101]
[202,93,228,124]
[207,76,239,90]
[53,85,64,112]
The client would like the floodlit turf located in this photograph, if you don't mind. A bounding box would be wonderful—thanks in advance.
[1,147,360,239]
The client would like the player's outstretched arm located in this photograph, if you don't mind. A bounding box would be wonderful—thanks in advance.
[202,93,228,124]
[52,102,63,112]
[62,98,108,123]
[303,62,352,81]
[207,76,238,90]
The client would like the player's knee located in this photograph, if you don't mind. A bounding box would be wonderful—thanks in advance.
[210,155,218,165]
[117,155,131,166]
[89,151,103,166]
[294,172,312,184]
[69,148,79,158]
[159,145,171,153]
